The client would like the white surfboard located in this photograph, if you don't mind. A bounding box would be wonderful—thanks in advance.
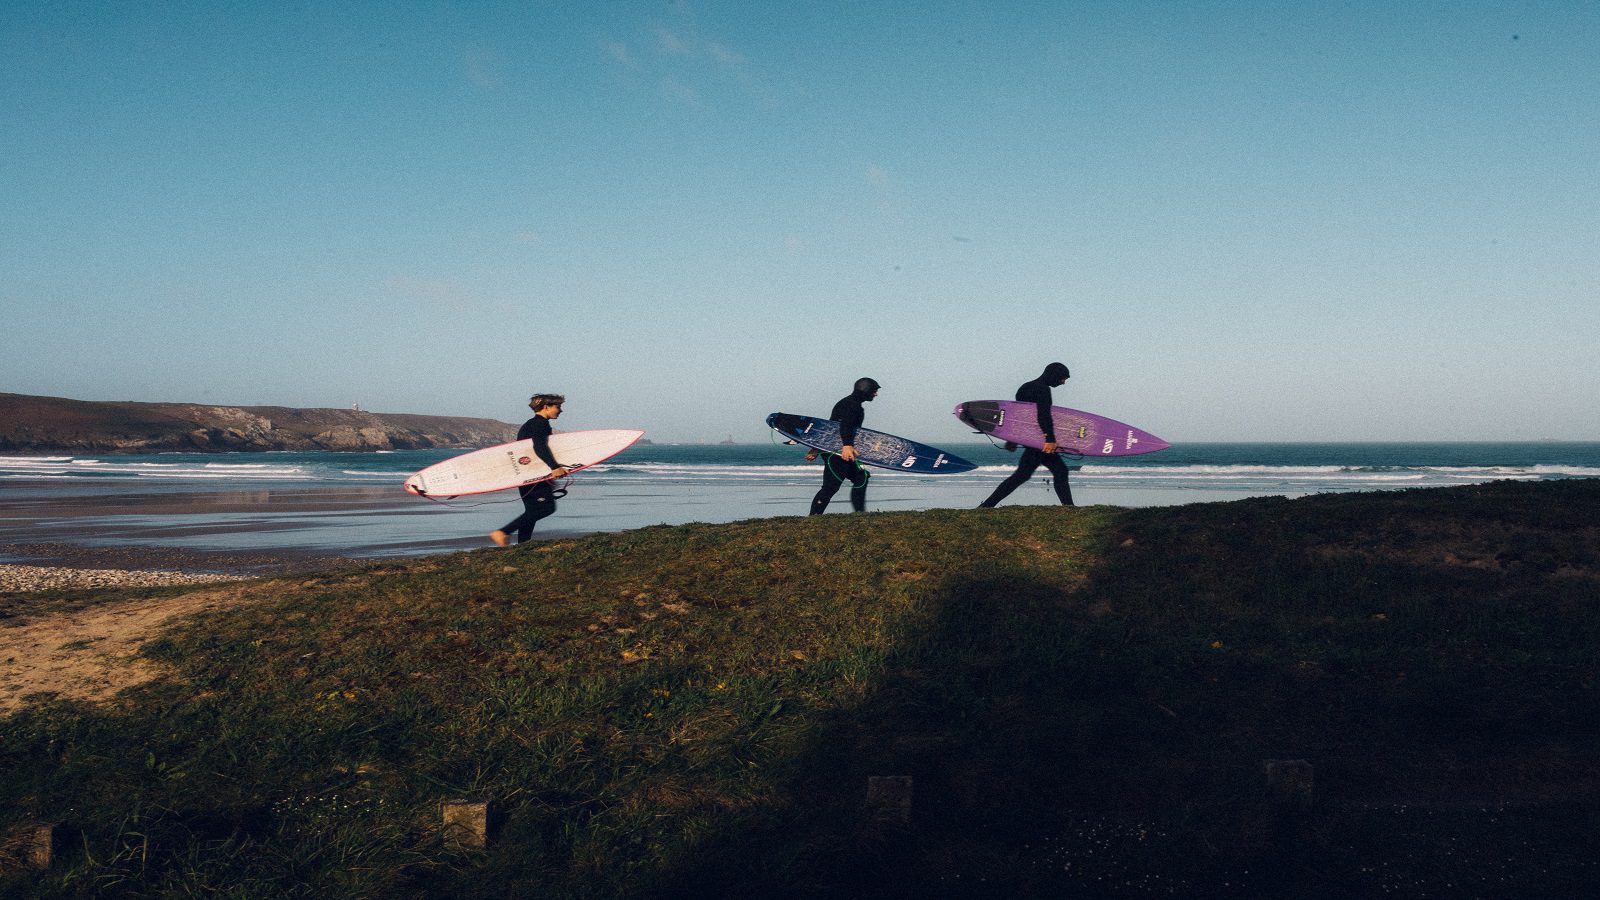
[404,429,644,497]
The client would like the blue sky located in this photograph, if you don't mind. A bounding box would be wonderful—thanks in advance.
[4,1,1597,443]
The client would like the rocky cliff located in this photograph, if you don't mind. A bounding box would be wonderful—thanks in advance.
[0,393,518,453]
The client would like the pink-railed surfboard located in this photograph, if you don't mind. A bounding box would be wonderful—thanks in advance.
[954,401,1169,457]
[404,429,644,497]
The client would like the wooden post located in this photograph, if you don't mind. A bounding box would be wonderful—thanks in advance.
[441,800,489,851]
[1,822,57,873]
[26,823,55,870]
[866,776,913,826]
[1263,759,1314,814]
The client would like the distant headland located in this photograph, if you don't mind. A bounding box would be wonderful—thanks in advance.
[0,392,517,453]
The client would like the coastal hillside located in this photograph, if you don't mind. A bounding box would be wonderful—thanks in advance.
[0,392,516,453]
[2,480,1599,895]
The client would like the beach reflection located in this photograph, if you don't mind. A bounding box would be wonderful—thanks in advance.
[0,474,1274,565]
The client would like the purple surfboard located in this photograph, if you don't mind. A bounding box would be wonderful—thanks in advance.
[954,401,1170,457]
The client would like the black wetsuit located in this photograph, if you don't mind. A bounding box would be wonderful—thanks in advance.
[809,392,870,515]
[500,416,562,542]
[980,376,1075,507]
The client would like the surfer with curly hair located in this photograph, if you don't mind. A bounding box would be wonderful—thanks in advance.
[490,394,572,546]
[806,377,879,514]
[979,363,1075,507]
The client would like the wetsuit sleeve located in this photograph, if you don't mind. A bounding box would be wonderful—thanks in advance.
[833,399,864,446]
[525,417,560,468]
[1016,381,1056,443]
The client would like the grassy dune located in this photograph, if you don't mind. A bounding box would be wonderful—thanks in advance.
[4,480,1600,897]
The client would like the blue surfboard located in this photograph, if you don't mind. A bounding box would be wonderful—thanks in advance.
[766,412,977,474]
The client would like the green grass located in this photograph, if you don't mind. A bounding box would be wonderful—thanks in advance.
[4,480,1600,897]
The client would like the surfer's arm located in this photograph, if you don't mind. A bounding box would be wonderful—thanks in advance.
[1016,381,1056,445]
[1033,402,1055,444]
[1038,407,1059,453]
[528,419,562,470]
[837,409,863,449]
[1023,387,1057,449]
[534,445,564,472]
[827,399,863,462]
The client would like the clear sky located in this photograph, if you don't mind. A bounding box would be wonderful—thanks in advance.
[4,1,1597,443]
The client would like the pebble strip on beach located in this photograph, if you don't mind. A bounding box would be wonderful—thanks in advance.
[0,564,239,594]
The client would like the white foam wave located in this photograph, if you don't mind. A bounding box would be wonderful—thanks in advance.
[133,471,305,479]
[202,462,280,470]
[0,457,310,480]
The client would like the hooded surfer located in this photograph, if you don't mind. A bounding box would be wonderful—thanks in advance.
[979,363,1076,508]
[806,378,879,514]
[490,393,572,546]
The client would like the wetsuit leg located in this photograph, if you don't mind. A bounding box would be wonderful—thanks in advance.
[810,456,869,515]
[1040,452,1075,506]
[979,449,1045,508]
[501,481,558,542]
[843,459,869,512]
[810,465,843,515]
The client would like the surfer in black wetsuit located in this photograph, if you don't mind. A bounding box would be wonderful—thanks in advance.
[980,363,1075,508]
[807,378,879,515]
[490,394,572,546]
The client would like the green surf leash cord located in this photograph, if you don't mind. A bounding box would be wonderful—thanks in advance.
[823,450,870,486]
[768,426,869,484]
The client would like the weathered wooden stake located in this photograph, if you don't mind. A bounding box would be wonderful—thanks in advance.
[1263,759,1314,814]
[440,800,489,851]
[866,776,913,826]
[1,822,57,872]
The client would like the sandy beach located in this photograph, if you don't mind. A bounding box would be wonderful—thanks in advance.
[0,482,441,581]
[0,475,1207,583]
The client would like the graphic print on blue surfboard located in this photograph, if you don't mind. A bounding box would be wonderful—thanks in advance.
[766,413,977,474]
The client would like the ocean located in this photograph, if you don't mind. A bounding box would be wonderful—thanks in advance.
[2,442,1597,564]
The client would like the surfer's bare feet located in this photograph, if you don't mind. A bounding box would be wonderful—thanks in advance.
[489,530,510,547]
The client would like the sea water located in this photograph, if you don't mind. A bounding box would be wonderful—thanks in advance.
[6,442,1599,492]
[2,443,1597,560]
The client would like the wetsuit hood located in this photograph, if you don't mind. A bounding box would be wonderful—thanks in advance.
[1042,362,1070,385]
[852,377,881,399]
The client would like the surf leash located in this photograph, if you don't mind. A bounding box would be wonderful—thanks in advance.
[973,431,1016,453]
[413,465,579,507]
[972,430,1084,460]
[413,491,520,509]
[770,427,869,484]
[822,450,870,486]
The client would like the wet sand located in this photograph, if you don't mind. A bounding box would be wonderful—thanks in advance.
[0,482,451,577]
[0,475,1272,584]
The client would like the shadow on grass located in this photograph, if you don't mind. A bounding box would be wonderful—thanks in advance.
[635,565,1255,896]
[644,486,1600,897]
